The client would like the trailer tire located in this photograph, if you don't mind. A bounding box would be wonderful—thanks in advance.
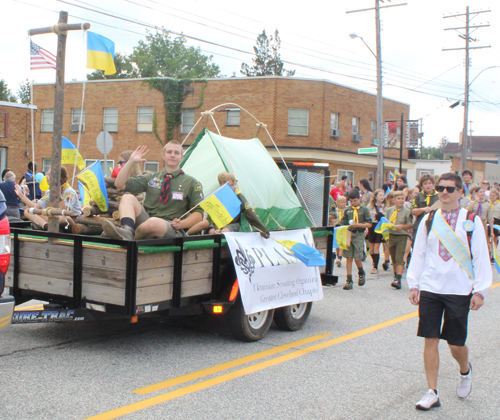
[227,296,274,342]
[273,302,312,331]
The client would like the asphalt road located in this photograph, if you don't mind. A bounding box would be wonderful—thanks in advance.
[1,257,499,420]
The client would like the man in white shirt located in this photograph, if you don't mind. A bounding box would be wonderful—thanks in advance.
[407,172,492,411]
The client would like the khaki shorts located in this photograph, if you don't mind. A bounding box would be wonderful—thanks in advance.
[388,234,408,266]
[209,221,241,232]
[135,208,185,239]
[343,231,365,260]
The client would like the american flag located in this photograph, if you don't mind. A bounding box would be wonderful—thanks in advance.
[30,40,56,70]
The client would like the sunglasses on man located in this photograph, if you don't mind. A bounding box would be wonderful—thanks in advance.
[436,185,460,193]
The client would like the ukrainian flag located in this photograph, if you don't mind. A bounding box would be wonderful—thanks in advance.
[394,167,401,177]
[87,32,116,76]
[332,226,350,250]
[200,183,241,229]
[78,181,91,207]
[61,137,85,169]
[492,225,500,273]
[277,240,326,267]
[375,217,396,240]
[76,161,109,211]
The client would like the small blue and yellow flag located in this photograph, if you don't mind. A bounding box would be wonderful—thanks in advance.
[76,161,109,211]
[61,137,85,169]
[394,167,401,177]
[332,226,350,250]
[87,31,116,75]
[374,216,397,240]
[78,181,91,207]
[492,225,500,273]
[277,240,326,267]
[200,183,241,229]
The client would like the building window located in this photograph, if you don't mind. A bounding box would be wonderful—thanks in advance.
[181,109,195,134]
[371,121,377,144]
[338,170,354,186]
[85,159,115,177]
[137,107,153,132]
[43,158,52,173]
[226,109,240,126]
[331,113,339,130]
[103,108,118,132]
[41,109,54,132]
[71,108,85,132]
[288,108,309,136]
[352,117,360,134]
[144,161,159,173]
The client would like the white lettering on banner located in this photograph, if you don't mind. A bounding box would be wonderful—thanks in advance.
[224,229,324,315]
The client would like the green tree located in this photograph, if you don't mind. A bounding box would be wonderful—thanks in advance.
[17,79,31,104]
[129,30,221,79]
[417,146,444,160]
[0,79,16,102]
[87,52,139,80]
[241,29,295,77]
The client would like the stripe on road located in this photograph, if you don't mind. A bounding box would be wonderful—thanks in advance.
[83,311,418,420]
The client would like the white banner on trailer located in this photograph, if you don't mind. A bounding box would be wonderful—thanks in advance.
[224,229,324,315]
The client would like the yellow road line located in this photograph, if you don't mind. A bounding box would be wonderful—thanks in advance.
[134,332,331,395]
[84,311,418,420]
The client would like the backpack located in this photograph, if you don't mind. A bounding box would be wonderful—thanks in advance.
[426,209,476,256]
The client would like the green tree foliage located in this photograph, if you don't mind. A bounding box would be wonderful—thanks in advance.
[241,29,295,77]
[130,30,220,79]
[17,79,31,104]
[0,79,16,102]
[416,146,444,160]
[87,52,139,80]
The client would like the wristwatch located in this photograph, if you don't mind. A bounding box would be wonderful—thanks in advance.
[473,292,484,300]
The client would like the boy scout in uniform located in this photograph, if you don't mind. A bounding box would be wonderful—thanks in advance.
[411,175,440,238]
[386,191,412,289]
[104,142,204,240]
[340,189,372,290]
[188,172,269,238]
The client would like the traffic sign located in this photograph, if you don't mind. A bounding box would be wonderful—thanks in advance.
[96,131,113,155]
[358,147,377,154]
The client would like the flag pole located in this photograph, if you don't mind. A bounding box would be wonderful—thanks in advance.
[29,76,36,201]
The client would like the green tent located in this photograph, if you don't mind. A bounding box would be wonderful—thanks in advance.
[181,129,312,231]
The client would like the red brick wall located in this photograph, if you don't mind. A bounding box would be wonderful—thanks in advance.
[30,77,410,176]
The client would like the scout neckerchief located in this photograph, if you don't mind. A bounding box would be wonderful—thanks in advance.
[476,200,486,217]
[432,209,474,279]
[424,190,438,205]
[389,208,399,224]
[338,208,344,221]
[352,206,361,223]
[159,170,184,204]
[491,199,500,211]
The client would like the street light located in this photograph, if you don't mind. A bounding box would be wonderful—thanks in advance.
[350,31,384,188]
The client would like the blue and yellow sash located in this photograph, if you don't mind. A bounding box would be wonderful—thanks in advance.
[431,210,474,279]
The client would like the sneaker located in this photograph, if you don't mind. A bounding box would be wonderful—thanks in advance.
[103,221,135,241]
[358,274,365,286]
[416,389,440,411]
[382,261,390,271]
[336,260,341,268]
[457,363,472,399]
[343,280,353,290]
[370,268,378,274]
[391,279,401,289]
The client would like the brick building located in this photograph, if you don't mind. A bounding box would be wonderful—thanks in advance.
[0,101,37,181]
[22,76,411,186]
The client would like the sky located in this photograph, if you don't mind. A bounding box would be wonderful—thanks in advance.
[1,0,499,148]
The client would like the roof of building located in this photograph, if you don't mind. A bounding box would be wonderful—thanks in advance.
[0,101,37,110]
[444,136,500,153]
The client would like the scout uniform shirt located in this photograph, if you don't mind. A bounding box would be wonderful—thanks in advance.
[340,204,372,232]
[385,205,412,236]
[471,200,491,227]
[361,190,373,206]
[412,190,439,231]
[125,169,204,220]
[490,199,500,221]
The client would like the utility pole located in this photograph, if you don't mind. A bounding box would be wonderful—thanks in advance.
[28,12,90,233]
[347,1,407,189]
[443,6,490,172]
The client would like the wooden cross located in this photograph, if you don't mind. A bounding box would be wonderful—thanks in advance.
[28,11,90,233]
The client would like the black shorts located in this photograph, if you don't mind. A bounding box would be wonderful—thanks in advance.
[493,218,500,238]
[417,291,472,346]
[367,223,384,244]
